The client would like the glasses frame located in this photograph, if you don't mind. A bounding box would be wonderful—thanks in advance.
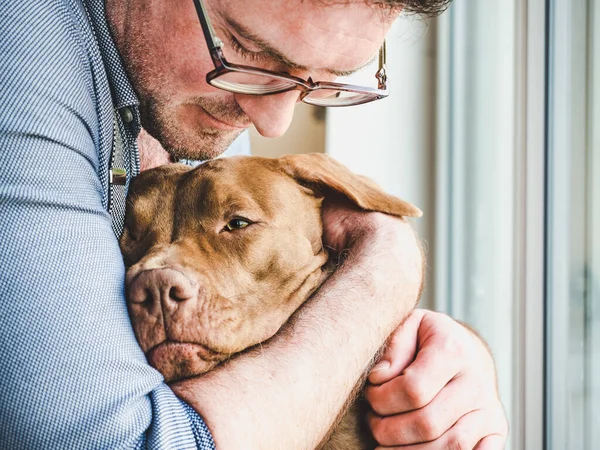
[192,0,389,106]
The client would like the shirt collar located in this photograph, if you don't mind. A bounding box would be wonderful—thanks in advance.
[82,0,139,111]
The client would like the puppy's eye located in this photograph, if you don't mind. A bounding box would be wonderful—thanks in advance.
[224,218,251,232]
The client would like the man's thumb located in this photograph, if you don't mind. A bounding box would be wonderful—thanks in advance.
[368,309,426,385]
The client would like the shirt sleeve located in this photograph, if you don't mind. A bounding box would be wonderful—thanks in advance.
[0,2,214,449]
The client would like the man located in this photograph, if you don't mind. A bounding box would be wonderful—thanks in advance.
[0,0,508,449]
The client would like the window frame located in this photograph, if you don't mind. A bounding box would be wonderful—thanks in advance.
[434,1,548,448]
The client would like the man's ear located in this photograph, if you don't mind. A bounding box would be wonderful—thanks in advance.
[278,153,422,218]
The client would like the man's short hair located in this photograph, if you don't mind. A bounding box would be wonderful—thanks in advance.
[397,0,451,16]
[377,0,450,16]
[322,1,452,17]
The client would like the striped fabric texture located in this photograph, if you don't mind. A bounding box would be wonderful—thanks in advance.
[0,0,248,448]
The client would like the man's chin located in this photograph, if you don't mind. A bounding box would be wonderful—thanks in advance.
[166,128,243,162]
[140,105,246,162]
[180,130,243,161]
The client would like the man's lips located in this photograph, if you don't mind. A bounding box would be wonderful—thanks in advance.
[197,105,250,131]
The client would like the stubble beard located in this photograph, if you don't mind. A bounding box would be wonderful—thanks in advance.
[109,10,251,163]
[139,94,250,162]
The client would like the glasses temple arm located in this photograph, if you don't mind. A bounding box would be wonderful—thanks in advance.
[376,40,387,88]
[193,0,223,51]
[379,40,387,68]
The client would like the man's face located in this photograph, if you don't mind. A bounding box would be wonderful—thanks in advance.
[106,0,395,161]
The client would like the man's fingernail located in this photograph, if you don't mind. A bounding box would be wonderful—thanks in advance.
[371,361,390,372]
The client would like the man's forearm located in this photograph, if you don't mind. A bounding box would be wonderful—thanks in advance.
[171,217,423,449]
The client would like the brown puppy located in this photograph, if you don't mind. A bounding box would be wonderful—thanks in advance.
[120,153,421,449]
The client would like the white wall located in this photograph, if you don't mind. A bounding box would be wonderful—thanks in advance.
[250,103,325,157]
[326,18,437,308]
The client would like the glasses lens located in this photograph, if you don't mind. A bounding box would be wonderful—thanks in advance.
[210,71,298,95]
[302,88,381,107]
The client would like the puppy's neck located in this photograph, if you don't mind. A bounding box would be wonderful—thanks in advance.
[137,127,174,172]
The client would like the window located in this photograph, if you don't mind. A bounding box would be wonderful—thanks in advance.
[325,0,599,449]
[546,0,599,448]
[434,1,518,447]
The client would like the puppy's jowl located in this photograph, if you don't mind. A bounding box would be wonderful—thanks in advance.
[120,153,421,449]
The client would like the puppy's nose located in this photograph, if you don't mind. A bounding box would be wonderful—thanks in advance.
[127,268,198,306]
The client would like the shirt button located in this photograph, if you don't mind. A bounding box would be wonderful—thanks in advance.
[120,107,134,123]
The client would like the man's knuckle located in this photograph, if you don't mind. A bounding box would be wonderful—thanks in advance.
[413,410,441,441]
[442,334,465,359]
[426,309,446,322]
[369,417,384,442]
[403,376,431,408]
[369,417,394,446]
[365,387,387,415]
[446,430,470,450]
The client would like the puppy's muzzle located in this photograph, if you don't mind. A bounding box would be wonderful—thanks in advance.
[127,267,200,307]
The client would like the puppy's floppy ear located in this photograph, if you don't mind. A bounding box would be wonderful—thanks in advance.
[278,153,422,218]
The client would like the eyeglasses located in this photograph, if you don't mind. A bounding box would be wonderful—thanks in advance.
[192,0,389,107]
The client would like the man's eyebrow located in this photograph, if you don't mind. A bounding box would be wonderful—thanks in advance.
[224,18,376,77]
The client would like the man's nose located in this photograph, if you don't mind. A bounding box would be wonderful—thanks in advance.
[127,268,199,310]
[235,90,301,138]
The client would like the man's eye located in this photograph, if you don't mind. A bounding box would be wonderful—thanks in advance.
[224,218,251,232]
[229,36,267,62]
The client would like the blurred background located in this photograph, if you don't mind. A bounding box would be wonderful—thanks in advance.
[249,1,599,449]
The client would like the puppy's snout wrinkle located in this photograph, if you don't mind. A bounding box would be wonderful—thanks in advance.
[128,268,198,306]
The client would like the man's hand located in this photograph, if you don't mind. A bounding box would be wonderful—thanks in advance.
[365,309,508,449]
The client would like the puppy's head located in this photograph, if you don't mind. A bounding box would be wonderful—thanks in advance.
[120,154,420,381]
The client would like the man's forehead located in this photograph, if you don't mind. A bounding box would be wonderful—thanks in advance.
[216,0,395,74]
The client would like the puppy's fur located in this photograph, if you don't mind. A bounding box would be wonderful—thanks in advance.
[120,154,421,449]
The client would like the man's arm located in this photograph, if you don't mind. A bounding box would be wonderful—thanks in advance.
[172,211,424,449]
[0,2,212,448]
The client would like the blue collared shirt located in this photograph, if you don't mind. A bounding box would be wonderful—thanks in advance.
[0,0,247,448]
